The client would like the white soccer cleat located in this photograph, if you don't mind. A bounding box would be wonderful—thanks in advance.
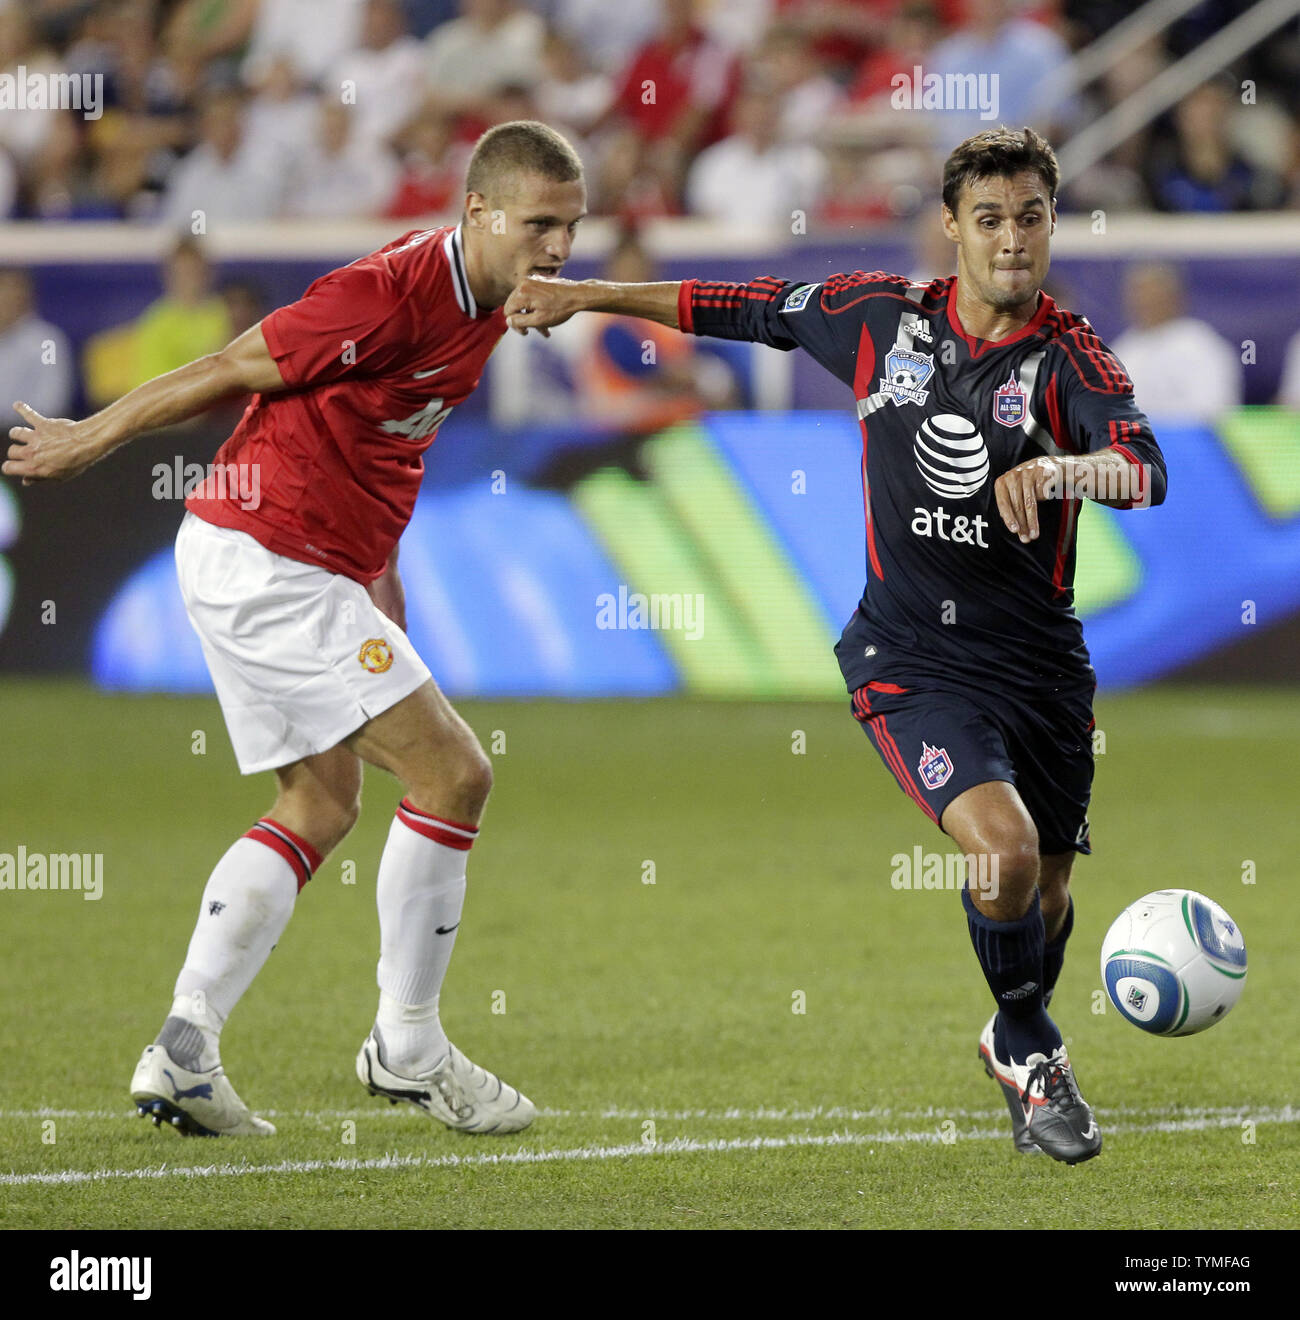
[130,1043,275,1137]
[356,1031,535,1134]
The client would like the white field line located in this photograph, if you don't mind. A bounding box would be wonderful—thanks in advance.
[0,1103,1289,1123]
[2,1109,1296,1189]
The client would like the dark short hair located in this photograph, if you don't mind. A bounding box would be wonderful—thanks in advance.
[942,126,1059,216]
[465,120,584,202]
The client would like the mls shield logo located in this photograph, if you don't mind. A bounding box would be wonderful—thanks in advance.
[918,741,953,789]
[993,374,1027,427]
[881,348,935,407]
[782,283,819,313]
[1126,984,1148,1013]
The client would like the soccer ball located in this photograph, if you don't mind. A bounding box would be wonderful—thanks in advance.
[1100,889,1246,1036]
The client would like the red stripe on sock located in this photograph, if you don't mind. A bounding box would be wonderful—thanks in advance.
[396,799,478,851]
[260,818,323,873]
[244,821,316,892]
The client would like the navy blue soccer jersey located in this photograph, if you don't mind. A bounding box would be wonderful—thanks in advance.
[677,273,1167,699]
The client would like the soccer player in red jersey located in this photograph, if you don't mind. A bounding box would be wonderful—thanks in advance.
[4,121,587,1137]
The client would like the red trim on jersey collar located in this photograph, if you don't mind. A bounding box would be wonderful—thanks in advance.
[945,280,1056,358]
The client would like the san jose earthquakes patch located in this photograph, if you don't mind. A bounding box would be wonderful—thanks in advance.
[881,348,935,407]
[782,283,820,313]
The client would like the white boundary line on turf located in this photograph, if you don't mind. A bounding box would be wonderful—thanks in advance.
[0,1104,1291,1122]
[2,1110,1297,1189]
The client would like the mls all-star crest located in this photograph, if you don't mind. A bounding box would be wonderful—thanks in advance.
[993,374,1027,427]
[880,348,935,406]
[918,741,953,789]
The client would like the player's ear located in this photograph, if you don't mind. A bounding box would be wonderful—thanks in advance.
[941,204,959,240]
[464,191,487,230]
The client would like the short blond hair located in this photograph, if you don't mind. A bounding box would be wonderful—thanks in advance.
[465,120,584,203]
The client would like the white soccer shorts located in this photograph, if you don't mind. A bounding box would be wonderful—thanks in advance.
[175,511,431,775]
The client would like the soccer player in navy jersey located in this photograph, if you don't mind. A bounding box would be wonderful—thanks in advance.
[4,122,588,1138]
[506,126,1166,1164]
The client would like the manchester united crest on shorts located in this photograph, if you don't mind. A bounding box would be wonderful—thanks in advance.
[993,374,1027,427]
[918,741,953,789]
[358,638,394,673]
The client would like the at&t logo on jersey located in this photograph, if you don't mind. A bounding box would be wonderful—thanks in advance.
[911,414,992,548]
[880,348,935,406]
[914,414,989,498]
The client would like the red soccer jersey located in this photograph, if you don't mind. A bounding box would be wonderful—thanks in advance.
[186,224,505,583]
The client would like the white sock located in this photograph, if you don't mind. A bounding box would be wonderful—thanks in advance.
[374,799,477,1073]
[164,819,321,1069]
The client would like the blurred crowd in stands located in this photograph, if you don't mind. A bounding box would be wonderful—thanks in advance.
[0,0,1297,227]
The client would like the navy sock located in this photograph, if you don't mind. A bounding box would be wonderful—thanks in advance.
[963,886,1061,1063]
[1042,894,1075,1008]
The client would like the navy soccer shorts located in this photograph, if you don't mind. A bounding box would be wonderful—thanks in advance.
[846,678,1095,856]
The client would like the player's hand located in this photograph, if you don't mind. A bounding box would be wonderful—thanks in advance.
[994,455,1064,543]
[504,276,586,337]
[3,403,102,486]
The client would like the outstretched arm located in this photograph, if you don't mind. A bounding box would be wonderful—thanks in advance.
[3,322,286,485]
[506,273,858,386]
[505,277,683,335]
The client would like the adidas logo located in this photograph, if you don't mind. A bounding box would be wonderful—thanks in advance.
[1001,981,1038,1000]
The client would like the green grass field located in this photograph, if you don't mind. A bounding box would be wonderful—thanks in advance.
[0,680,1296,1230]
